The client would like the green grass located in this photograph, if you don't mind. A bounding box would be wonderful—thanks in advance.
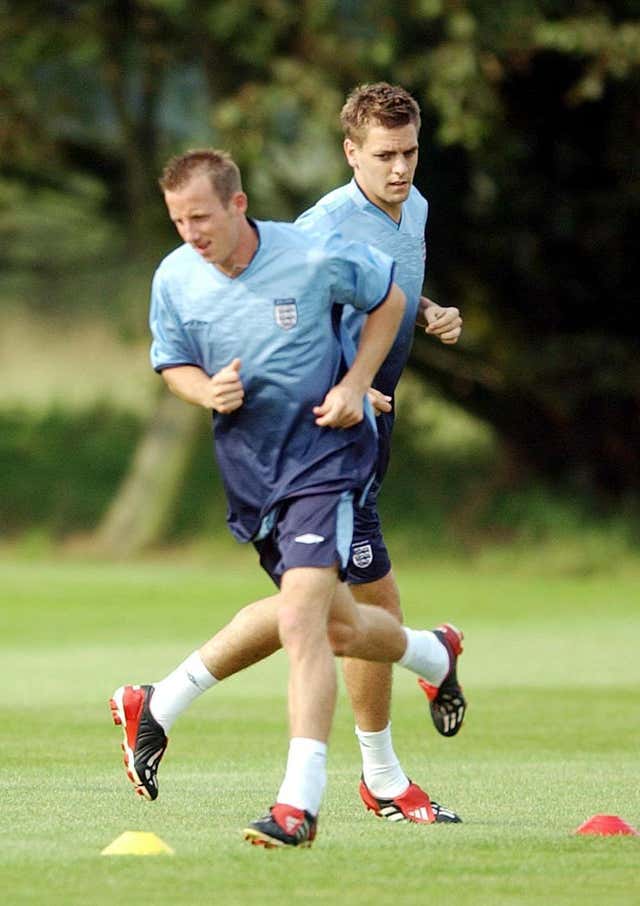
[1,557,639,905]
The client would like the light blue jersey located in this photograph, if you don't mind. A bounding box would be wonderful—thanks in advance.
[296,179,428,398]
[150,220,395,542]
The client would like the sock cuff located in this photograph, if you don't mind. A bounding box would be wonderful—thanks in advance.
[355,723,392,744]
[398,626,414,668]
[184,650,218,692]
[288,737,328,758]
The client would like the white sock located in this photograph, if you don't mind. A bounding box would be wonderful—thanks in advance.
[398,628,449,686]
[356,723,410,799]
[276,737,327,816]
[150,650,218,732]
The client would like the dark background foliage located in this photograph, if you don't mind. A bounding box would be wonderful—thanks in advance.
[2,0,639,510]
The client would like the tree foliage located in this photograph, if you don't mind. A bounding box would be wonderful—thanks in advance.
[2,0,639,496]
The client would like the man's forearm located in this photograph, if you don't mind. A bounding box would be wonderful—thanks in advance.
[343,284,406,393]
[161,365,212,408]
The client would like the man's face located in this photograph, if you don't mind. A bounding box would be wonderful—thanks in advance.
[344,122,419,221]
[164,172,246,270]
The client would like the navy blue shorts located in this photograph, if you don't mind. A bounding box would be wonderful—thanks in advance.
[346,474,392,585]
[253,490,355,588]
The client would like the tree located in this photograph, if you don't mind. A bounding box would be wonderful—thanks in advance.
[3,1,639,552]
[210,1,640,496]
[407,5,640,495]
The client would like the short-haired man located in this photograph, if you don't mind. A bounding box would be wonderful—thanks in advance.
[295,83,466,819]
[111,147,462,847]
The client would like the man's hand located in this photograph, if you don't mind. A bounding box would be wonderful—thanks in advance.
[367,387,392,416]
[313,384,364,428]
[421,296,462,345]
[161,361,244,412]
[314,281,404,428]
[206,358,245,413]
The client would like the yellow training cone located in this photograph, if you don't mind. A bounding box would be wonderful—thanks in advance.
[101,831,174,856]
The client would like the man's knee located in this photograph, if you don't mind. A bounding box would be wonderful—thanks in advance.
[327,618,357,656]
[277,601,310,646]
[278,567,337,644]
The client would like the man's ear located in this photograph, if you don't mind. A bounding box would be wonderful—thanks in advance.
[344,138,358,169]
[231,191,249,215]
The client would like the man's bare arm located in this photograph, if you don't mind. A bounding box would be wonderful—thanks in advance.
[162,360,244,413]
[314,283,406,427]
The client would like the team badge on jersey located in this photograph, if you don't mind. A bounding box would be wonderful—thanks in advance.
[352,542,373,569]
[274,299,298,331]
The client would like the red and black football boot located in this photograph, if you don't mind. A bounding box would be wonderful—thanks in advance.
[244,803,318,848]
[109,684,168,801]
[359,778,461,824]
[418,622,467,737]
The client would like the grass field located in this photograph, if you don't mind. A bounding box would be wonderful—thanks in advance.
[1,556,639,905]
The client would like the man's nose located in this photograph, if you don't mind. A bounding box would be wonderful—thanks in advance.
[392,155,408,175]
[183,221,199,242]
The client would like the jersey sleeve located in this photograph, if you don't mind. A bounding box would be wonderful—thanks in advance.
[324,232,395,313]
[295,199,337,235]
[294,205,322,233]
[149,271,198,372]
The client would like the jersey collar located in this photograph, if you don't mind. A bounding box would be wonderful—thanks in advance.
[347,178,404,230]
[206,217,262,282]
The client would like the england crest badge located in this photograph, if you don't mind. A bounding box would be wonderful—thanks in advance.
[274,299,298,331]
[352,543,373,569]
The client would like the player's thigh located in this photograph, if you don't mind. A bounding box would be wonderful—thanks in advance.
[280,565,338,608]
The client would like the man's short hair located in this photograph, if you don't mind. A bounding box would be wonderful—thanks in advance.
[340,83,421,145]
[159,149,242,205]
